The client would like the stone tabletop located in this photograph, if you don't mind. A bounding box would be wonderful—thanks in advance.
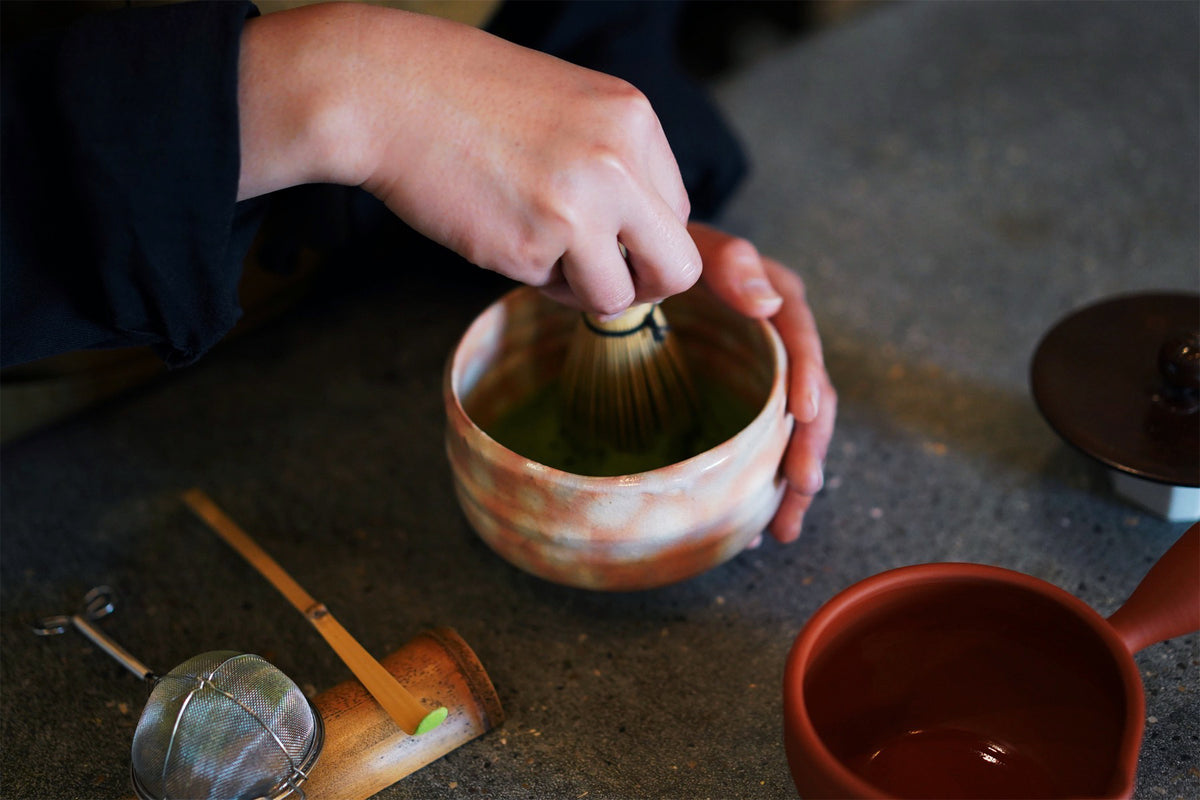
[2,1,1197,798]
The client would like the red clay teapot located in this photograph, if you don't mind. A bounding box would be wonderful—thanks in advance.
[784,524,1199,799]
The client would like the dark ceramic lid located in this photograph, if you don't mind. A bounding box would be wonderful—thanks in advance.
[1031,291,1200,487]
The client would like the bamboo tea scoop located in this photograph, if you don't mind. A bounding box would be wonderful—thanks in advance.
[182,489,447,736]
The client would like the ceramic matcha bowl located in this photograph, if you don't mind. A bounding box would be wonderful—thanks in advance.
[443,285,792,591]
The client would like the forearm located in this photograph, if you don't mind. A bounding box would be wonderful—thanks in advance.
[236,2,494,201]
[236,2,369,200]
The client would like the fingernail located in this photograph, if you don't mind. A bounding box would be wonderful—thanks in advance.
[743,278,782,307]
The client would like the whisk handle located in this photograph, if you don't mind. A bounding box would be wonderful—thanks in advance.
[583,302,658,335]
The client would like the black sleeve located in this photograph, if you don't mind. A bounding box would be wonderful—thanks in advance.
[1,0,266,369]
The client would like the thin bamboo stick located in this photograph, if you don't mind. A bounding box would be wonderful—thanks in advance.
[182,488,446,736]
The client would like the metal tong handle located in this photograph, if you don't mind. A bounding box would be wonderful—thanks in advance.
[33,586,156,682]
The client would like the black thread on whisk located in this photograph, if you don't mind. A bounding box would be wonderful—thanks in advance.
[580,306,668,341]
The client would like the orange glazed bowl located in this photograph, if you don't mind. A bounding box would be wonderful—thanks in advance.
[443,285,792,591]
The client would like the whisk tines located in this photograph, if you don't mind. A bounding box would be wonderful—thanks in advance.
[561,300,698,452]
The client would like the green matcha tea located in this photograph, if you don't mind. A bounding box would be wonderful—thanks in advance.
[484,378,759,476]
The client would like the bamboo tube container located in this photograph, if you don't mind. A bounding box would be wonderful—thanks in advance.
[304,628,504,800]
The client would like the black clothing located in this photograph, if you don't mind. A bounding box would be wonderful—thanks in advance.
[2,1,264,368]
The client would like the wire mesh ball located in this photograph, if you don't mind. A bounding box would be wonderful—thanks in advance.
[130,651,324,800]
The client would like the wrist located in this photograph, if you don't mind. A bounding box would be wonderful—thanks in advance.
[236,3,374,201]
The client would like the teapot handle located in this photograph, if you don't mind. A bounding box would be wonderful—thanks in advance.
[1107,523,1200,654]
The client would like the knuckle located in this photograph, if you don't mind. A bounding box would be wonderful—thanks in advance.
[488,226,563,284]
[793,273,809,302]
[584,283,634,317]
[675,253,703,290]
[588,147,636,190]
[675,192,692,224]
[541,162,602,231]
[776,265,806,300]
[643,254,700,297]
[594,297,628,316]
[716,237,761,269]
[602,77,655,121]
[453,233,491,273]
[587,80,659,164]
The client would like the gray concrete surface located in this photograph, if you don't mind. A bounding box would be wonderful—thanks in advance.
[2,1,1197,798]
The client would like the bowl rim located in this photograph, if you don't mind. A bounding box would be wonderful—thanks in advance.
[444,285,791,486]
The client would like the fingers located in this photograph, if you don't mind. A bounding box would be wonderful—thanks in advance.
[638,104,694,226]
[691,221,784,319]
[766,255,837,543]
[769,489,816,544]
[693,221,829,426]
[784,379,836,489]
[542,213,700,315]
[692,221,837,547]
[543,139,699,315]
[619,212,702,304]
[764,257,827,426]
[540,88,697,314]
[557,239,635,315]
[581,132,699,310]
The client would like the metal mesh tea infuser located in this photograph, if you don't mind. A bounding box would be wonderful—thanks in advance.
[34,586,324,800]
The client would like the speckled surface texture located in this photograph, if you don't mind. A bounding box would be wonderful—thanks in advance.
[2,1,1197,799]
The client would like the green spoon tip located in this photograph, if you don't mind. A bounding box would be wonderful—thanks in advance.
[415,706,449,735]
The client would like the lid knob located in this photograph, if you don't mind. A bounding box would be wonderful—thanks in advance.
[1158,330,1200,412]
[1030,292,1199,488]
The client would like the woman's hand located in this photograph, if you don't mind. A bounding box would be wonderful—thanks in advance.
[237,2,701,316]
[689,222,836,544]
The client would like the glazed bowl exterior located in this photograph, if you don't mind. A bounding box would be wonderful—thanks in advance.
[444,285,792,591]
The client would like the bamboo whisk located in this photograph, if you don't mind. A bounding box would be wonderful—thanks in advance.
[561,300,698,452]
